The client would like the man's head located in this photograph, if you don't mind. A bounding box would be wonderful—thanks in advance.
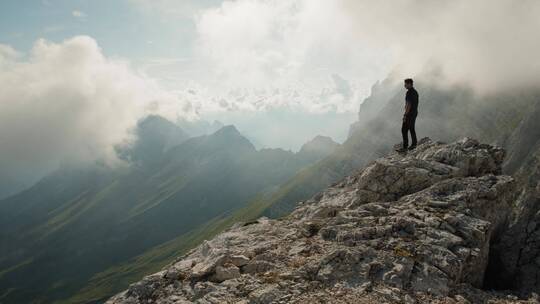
[404,78,414,89]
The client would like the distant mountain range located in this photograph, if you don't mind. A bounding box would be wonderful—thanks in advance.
[3,74,540,303]
[0,116,339,304]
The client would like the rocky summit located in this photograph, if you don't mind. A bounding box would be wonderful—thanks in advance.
[107,138,539,304]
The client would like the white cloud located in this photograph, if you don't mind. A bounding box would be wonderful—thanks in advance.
[72,10,86,18]
[0,36,193,184]
[189,0,392,114]
[340,0,540,93]
[182,0,540,114]
[0,44,20,64]
[127,0,393,115]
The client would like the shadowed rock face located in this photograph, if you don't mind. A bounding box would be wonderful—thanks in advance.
[489,146,540,294]
[487,99,540,295]
[106,138,538,304]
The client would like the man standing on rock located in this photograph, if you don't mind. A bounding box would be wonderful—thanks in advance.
[397,78,419,153]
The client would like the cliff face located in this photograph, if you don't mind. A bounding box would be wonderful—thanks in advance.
[488,100,540,293]
[107,138,538,304]
[489,147,540,294]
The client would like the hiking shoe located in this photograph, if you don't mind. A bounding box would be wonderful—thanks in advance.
[396,147,408,153]
[408,145,417,151]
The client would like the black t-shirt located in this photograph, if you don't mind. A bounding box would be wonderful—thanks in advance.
[406,87,419,115]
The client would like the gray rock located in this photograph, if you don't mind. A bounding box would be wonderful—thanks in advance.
[248,285,281,304]
[213,264,240,282]
[107,138,533,304]
[228,255,250,267]
[241,260,275,274]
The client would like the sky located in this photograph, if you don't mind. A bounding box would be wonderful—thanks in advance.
[1,0,540,194]
[0,0,381,150]
[0,0,389,192]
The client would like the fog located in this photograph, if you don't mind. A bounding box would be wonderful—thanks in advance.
[342,0,540,93]
[205,109,356,151]
[0,36,188,193]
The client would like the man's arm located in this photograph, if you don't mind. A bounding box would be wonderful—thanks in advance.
[404,101,411,116]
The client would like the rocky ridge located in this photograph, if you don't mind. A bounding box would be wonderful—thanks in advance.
[107,138,539,304]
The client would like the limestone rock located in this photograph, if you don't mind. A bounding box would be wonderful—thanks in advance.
[213,264,240,282]
[107,138,536,304]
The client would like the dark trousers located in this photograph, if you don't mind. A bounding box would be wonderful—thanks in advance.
[402,114,417,148]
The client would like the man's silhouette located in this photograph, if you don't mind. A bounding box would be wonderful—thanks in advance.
[397,78,418,153]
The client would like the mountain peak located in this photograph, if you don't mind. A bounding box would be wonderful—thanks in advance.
[205,125,256,152]
[136,115,187,139]
[213,125,241,137]
[118,114,188,166]
[297,135,340,162]
[108,138,535,303]
[138,114,172,127]
[299,135,339,154]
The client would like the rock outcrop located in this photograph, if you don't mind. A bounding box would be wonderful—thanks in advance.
[489,146,540,294]
[107,138,539,304]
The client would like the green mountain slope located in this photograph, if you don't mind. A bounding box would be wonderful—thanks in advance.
[60,193,273,304]
[0,117,336,304]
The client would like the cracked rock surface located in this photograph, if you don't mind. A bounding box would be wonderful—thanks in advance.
[107,138,539,304]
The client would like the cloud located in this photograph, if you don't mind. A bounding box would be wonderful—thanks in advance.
[72,10,86,18]
[340,0,540,93]
[0,36,193,185]
[191,0,393,113]
[0,44,20,64]
[192,0,540,106]
[130,0,392,115]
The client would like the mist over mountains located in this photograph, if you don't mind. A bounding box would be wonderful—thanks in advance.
[4,0,538,200]
[342,0,540,93]
[0,115,340,303]
[2,1,540,303]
